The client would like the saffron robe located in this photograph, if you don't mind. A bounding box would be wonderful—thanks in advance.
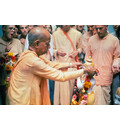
[53,28,82,105]
[8,50,84,105]
[86,33,120,104]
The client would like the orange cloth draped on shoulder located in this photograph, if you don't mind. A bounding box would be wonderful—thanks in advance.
[53,28,82,105]
[8,50,84,105]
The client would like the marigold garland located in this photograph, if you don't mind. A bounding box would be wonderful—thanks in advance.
[71,69,98,105]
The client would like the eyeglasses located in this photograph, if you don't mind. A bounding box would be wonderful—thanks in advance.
[8,27,15,30]
[20,26,28,29]
[96,27,104,31]
[87,26,94,28]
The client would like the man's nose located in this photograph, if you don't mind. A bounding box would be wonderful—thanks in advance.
[11,29,15,33]
[97,29,101,32]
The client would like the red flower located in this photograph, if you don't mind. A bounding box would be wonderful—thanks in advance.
[85,75,91,82]
[83,94,88,100]
[73,94,77,100]
[76,92,79,95]
[11,56,16,62]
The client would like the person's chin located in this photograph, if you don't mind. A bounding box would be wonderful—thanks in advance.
[7,37,12,41]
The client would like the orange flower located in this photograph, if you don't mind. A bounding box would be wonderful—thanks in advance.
[8,52,13,57]
[71,99,79,105]
[5,65,13,71]
[83,81,92,89]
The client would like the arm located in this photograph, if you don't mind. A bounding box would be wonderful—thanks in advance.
[39,55,82,70]
[32,58,84,82]
[112,39,120,73]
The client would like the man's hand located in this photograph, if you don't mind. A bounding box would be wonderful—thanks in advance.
[112,61,119,74]
[58,62,83,70]
[71,62,83,68]
[84,67,97,77]
[57,50,67,57]
[69,50,79,58]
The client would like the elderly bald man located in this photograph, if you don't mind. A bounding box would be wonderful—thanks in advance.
[8,27,96,105]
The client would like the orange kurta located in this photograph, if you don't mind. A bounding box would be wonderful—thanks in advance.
[85,33,120,105]
[82,32,92,53]
[53,28,82,105]
[86,33,120,86]
[8,50,84,105]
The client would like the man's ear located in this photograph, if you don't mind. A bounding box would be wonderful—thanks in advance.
[2,26,6,32]
[34,40,40,48]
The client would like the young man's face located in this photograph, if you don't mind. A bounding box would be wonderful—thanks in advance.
[77,25,84,32]
[87,25,95,33]
[96,25,108,38]
[19,25,29,37]
[5,25,15,40]
[62,25,71,32]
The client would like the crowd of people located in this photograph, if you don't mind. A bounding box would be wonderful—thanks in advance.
[0,25,120,105]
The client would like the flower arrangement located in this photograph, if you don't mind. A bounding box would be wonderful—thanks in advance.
[71,79,80,105]
[71,74,96,105]
[5,52,16,84]
[5,52,16,71]
[71,56,99,105]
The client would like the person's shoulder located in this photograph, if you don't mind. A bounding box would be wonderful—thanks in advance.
[52,28,61,36]
[89,34,97,41]
[0,37,7,45]
[111,31,116,36]
[108,33,119,42]
[83,32,91,38]
[0,37,4,42]
[71,28,81,35]
[70,28,82,38]
[12,38,21,44]
[0,37,3,43]
[20,50,39,62]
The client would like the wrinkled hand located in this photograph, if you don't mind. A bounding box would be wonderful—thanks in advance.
[71,62,83,68]
[84,67,97,77]
[57,50,67,57]
[69,50,79,58]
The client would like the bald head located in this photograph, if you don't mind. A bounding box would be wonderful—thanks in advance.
[28,27,50,46]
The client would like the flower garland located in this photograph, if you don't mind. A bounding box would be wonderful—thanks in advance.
[71,69,99,105]
[5,52,16,83]
[5,52,16,71]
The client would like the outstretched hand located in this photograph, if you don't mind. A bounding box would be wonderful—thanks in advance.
[58,62,83,70]
[71,62,83,69]
[84,67,97,77]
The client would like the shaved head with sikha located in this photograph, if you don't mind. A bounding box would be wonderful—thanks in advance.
[28,27,50,56]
